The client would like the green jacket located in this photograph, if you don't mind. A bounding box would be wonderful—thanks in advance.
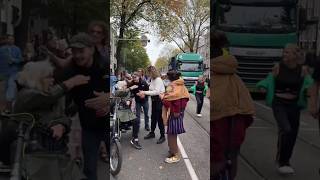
[190,81,208,96]
[256,73,314,108]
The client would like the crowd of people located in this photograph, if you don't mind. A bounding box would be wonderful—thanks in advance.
[211,30,320,180]
[110,64,210,163]
[0,21,109,180]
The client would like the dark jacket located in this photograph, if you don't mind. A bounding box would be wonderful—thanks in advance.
[130,78,149,103]
[70,53,108,132]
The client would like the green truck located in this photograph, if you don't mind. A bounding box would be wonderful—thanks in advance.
[212,0,301,92]
[169,53,204,90]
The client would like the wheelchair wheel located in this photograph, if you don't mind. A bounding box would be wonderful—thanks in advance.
[110,138,122,176]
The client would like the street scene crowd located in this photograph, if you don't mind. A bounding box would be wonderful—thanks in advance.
[110,65,209,162]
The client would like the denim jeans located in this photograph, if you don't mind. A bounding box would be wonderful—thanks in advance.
[5,73,17,102]
[133,100,149,139]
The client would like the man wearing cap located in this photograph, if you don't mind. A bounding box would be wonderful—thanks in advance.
[69,32,109,180]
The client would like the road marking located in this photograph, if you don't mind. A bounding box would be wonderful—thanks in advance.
[177,137,199,180]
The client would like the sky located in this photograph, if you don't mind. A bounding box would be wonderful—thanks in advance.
[139,20,177,65]
[145,35,167,65]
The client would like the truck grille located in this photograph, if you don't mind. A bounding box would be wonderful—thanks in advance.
[235,56,281,86]
[184,79,196,88]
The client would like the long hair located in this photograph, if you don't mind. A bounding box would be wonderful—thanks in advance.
[147,65,160,79]
[17,60,54,92]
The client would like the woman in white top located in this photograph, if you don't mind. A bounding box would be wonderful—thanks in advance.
[138,66,166,144]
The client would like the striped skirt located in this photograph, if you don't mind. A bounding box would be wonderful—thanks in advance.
[167,111,186,135]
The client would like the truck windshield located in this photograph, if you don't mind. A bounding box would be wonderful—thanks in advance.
[178,63,202,71]
[217,5,296,33]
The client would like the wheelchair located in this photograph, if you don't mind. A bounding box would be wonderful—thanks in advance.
[110,90,136,176]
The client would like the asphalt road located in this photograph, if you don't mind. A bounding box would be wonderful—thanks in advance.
[237,99,320,180]
[110,95,210,180]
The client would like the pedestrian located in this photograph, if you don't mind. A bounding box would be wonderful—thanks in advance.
[160,70,189,163]
[0,34,23,113]
[128,72,149,149]
[257,44,313,175]
[68,33,109,180]
[137,67,150,129]
[23,42,35,63]
[138,65,166,144]
[211,30,254,180]
[88,20,108,59]
[190,75,208,117]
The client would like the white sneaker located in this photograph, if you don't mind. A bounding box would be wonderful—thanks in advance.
[278,166,295,174]
[197,114,202,117]
[165,154,181,164]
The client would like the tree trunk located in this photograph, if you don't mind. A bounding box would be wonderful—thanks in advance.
[115,11,126,74]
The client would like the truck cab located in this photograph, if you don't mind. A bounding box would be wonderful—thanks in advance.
[213,0,298,92]
[170,53,204,90]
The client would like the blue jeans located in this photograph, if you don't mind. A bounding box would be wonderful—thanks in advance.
[5,74,17,102]
[82,129,106,180]
[137,100,149,127]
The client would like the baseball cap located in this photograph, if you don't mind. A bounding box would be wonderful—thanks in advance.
[69,32,94,48]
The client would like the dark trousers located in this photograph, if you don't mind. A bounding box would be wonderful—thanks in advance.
[82,129,106,180]
[0,121,17,165]
[272,98,300,165]
[151,96,165,137]
[196,92,204,114]
[133,100,149,139]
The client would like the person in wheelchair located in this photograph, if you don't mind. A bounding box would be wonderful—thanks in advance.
[0,60,89,178]
[111,78,137,131]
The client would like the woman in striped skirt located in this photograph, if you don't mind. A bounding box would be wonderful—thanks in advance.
[160,70,189,163]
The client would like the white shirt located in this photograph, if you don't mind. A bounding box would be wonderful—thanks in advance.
[144,77,165,96]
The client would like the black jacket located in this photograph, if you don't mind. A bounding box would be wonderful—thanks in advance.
[70,53,109,132]
[130,78,149,103]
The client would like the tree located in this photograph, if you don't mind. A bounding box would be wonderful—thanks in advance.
[155,56,168,71]
[148,0,210,53]
[155,47,182,72]
[111,0,153,72]
[123,32,151,72]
